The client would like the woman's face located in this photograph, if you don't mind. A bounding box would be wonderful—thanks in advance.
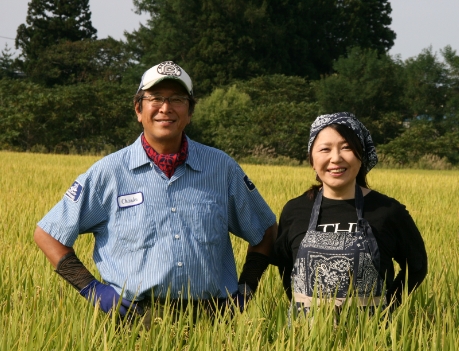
[311,126,362,199]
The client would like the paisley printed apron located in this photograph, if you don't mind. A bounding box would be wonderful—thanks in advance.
[292,184,385,312]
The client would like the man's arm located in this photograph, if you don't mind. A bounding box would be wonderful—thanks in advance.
[33,226,137,316]
[238,223,278,294]
[34,226,97,290]
[34,226,74,267]
[247,223,277,256]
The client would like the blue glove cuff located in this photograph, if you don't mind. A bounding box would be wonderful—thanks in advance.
[79,279,100,298]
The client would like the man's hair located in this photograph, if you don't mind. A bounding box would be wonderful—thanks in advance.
[133,89,196,115]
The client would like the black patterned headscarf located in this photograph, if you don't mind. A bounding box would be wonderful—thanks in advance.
[308,112,378,172]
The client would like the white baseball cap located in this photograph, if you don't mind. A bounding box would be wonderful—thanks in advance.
[137,61,193,96]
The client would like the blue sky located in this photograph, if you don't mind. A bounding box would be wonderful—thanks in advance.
[1,0,458,62]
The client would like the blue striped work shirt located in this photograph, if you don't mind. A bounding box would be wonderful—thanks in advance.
[38,135,276,301]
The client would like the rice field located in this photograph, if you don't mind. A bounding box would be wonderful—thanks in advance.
[1,151,458,350]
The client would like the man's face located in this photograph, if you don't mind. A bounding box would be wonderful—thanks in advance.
[135,80,191,153]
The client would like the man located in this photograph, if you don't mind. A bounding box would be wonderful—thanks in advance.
[34,61,277,324]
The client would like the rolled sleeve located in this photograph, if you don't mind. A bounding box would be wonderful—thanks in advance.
[38,173,108,247]
[227,163,276,245]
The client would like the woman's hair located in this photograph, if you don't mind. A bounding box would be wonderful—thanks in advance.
[305,123,369,199]
[133,89,196,115]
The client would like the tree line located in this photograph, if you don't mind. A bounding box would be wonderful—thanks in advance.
[1,0,458,167]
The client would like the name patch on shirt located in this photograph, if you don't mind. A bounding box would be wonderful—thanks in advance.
[243,175,256,191]
[65,181,83,202]
[118,192,144,208]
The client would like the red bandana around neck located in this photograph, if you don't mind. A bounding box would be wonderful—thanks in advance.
[141,133,188,178]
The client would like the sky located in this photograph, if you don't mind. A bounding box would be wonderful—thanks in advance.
[1,0,458,62]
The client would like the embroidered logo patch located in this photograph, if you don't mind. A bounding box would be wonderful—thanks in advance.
[65,181,83,202]
[157,61,181,77]
[118,192,144,208]
[243,175,256,191]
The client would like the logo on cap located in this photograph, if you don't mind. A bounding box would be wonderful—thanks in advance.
[157,61,181,77]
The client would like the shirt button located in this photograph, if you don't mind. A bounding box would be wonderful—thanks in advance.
[174,234,180,239]
[177,291,181,295]
[177,262,183,267]
[171,207,176,212]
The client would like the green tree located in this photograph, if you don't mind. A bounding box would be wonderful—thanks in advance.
[128,0,396,95]
[190,75,318,162]
[0,44,16,79]
[315,47,405,144]
[402,47,449,122]
[28,38,133,86]
[0,79,139,153]
[378,119,459,165]
[190,85,256,156]
[127,0,275,95]
[378,46,459,165]
[441,45,459,125]
[235,75,318,163]
[267,0,396,79]
[15,0,97,78]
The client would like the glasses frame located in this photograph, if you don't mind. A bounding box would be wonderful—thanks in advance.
[140,94,190,107]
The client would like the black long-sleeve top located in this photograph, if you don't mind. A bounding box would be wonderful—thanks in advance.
[272,190,428,304]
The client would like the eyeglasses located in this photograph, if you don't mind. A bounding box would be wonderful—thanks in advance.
[141,94,189,107]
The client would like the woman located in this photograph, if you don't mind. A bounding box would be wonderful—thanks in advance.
[273,112,427,313]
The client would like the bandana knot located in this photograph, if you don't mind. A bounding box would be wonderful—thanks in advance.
[141,133,188,178]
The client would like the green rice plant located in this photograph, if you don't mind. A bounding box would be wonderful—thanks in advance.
[1,152,458,350]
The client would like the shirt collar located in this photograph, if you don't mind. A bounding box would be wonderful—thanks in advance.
[184,136,202,172]
[128,135,152,170]
[128,134,203,172]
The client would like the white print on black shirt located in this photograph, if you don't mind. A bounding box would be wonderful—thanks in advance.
[317,223,357,233]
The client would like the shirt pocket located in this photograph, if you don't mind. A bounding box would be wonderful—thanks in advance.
[114,204,157,251]
[191,202,226,245]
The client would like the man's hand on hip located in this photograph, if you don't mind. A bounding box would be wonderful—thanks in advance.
[80,279,141,316]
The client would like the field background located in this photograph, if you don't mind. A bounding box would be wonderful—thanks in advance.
[1,151,458,350]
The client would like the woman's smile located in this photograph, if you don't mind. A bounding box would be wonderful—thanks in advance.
[311,127,362,199]
[327,167,347,175]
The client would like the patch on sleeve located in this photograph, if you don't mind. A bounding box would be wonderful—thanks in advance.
[65,181,84,202]
[243,175,256,191]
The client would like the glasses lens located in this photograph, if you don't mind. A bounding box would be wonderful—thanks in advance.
[146,95,188,107]
[169,96,188,105]
[149,96,165,106]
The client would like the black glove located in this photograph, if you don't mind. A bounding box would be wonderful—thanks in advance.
[238,252,270,292]
[55,252,141,316]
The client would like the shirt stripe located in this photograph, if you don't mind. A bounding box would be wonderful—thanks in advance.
[38,135,276,300]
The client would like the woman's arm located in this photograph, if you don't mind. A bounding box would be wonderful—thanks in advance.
[388,205,428,304]
[272,206,295,300]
